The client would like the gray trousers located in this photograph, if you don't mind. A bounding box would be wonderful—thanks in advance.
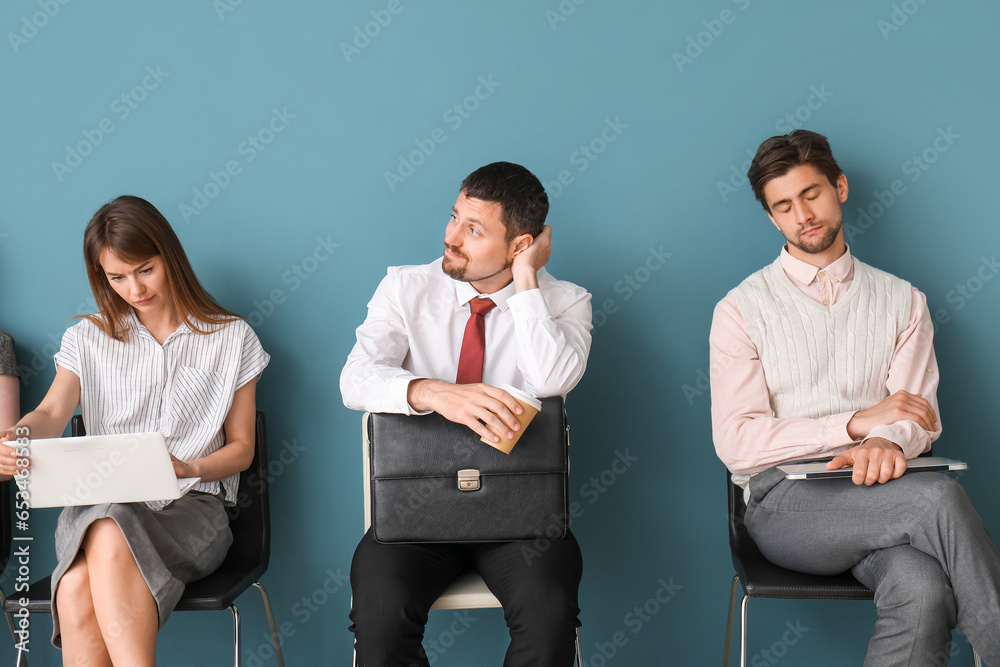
[745,467,1000,666]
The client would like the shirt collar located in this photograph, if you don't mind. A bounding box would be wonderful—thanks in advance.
[126,309,192,341]
[778,245,854,286]
[453,274,516,312]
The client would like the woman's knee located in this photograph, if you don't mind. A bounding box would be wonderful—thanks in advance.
[82,519,134,562]
[56,558,95,622]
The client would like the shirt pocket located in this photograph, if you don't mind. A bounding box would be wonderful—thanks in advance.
[170,366,227,425]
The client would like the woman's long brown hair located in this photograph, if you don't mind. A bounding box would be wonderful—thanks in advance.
[78,195,238,341]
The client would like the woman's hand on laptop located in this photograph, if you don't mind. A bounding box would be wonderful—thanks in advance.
[170,454,200,479]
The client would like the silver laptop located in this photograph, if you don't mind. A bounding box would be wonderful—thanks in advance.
[779,456,966,480]
[16,432,201,508]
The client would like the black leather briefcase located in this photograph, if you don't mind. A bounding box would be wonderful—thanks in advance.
[367,396,569,543]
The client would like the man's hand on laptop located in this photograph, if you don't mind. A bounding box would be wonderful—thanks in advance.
[407,379,523,444]
[846,390,937,439]
[827,437,907,486]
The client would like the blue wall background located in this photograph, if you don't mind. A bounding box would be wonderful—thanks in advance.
[1,1,998,664]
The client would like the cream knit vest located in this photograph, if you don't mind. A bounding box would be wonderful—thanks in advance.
[731,258,912,420]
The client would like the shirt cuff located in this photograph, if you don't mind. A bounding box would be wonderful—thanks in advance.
[506,288,548,319]
[863,424,924,459]
[826,412,855,446]
[393,376,432,416]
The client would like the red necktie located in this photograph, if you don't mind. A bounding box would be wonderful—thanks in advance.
[456,298,497,384]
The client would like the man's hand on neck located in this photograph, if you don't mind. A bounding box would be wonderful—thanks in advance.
[511,225,552,293]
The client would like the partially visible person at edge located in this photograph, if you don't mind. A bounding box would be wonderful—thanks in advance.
[0,331,19,478]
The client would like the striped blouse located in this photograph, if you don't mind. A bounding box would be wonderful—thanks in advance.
[54,310,269,509]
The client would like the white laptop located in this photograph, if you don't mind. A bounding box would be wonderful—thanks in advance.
[16,432,201,508]
[779,456,967,480]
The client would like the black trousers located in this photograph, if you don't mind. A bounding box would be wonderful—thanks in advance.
[350,528,583,667]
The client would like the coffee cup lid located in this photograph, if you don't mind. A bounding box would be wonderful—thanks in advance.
[500,383,542,410]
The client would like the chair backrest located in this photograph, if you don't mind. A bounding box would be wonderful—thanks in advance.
[726,472,747,554]
[225,412,270,568]
[71,412,270,569]
[361,413,372,531]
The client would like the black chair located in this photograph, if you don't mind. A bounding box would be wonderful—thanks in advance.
[723,470,984,667]
[2,413,285,667]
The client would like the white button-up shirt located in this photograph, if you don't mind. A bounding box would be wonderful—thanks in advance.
[341,259,593,413]
[55,311,269,507]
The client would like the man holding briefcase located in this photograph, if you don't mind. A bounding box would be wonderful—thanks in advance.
[341,161,593,666]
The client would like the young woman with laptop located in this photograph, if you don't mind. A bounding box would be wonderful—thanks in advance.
[0,196,269,667]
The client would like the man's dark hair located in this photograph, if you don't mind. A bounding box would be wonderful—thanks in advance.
[748,130,843,212]
[461,162,548,242]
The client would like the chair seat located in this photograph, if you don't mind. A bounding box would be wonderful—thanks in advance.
[176,561,268,611]
[3,576,53,614]
[0,561,270,616]
[733,552,874,600]
[430,571,502,610]
[731,517,873,600]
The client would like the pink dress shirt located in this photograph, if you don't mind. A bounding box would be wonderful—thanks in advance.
[710,247,941,477]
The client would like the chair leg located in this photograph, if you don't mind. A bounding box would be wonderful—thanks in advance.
[1,592,17,647]
[1,591,28,667]
[251,582,286,667]
[230,603,242,667]
[739,594,750,667]
[723,575,738,667]
[1,592,14,641]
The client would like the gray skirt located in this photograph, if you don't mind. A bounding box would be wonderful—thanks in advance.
[50,492,232,647]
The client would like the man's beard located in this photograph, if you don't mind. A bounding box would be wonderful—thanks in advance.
[787,219,842,255]
[441,250,510,284]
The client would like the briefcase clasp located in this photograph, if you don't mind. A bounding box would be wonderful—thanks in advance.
[457,469,481,491]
